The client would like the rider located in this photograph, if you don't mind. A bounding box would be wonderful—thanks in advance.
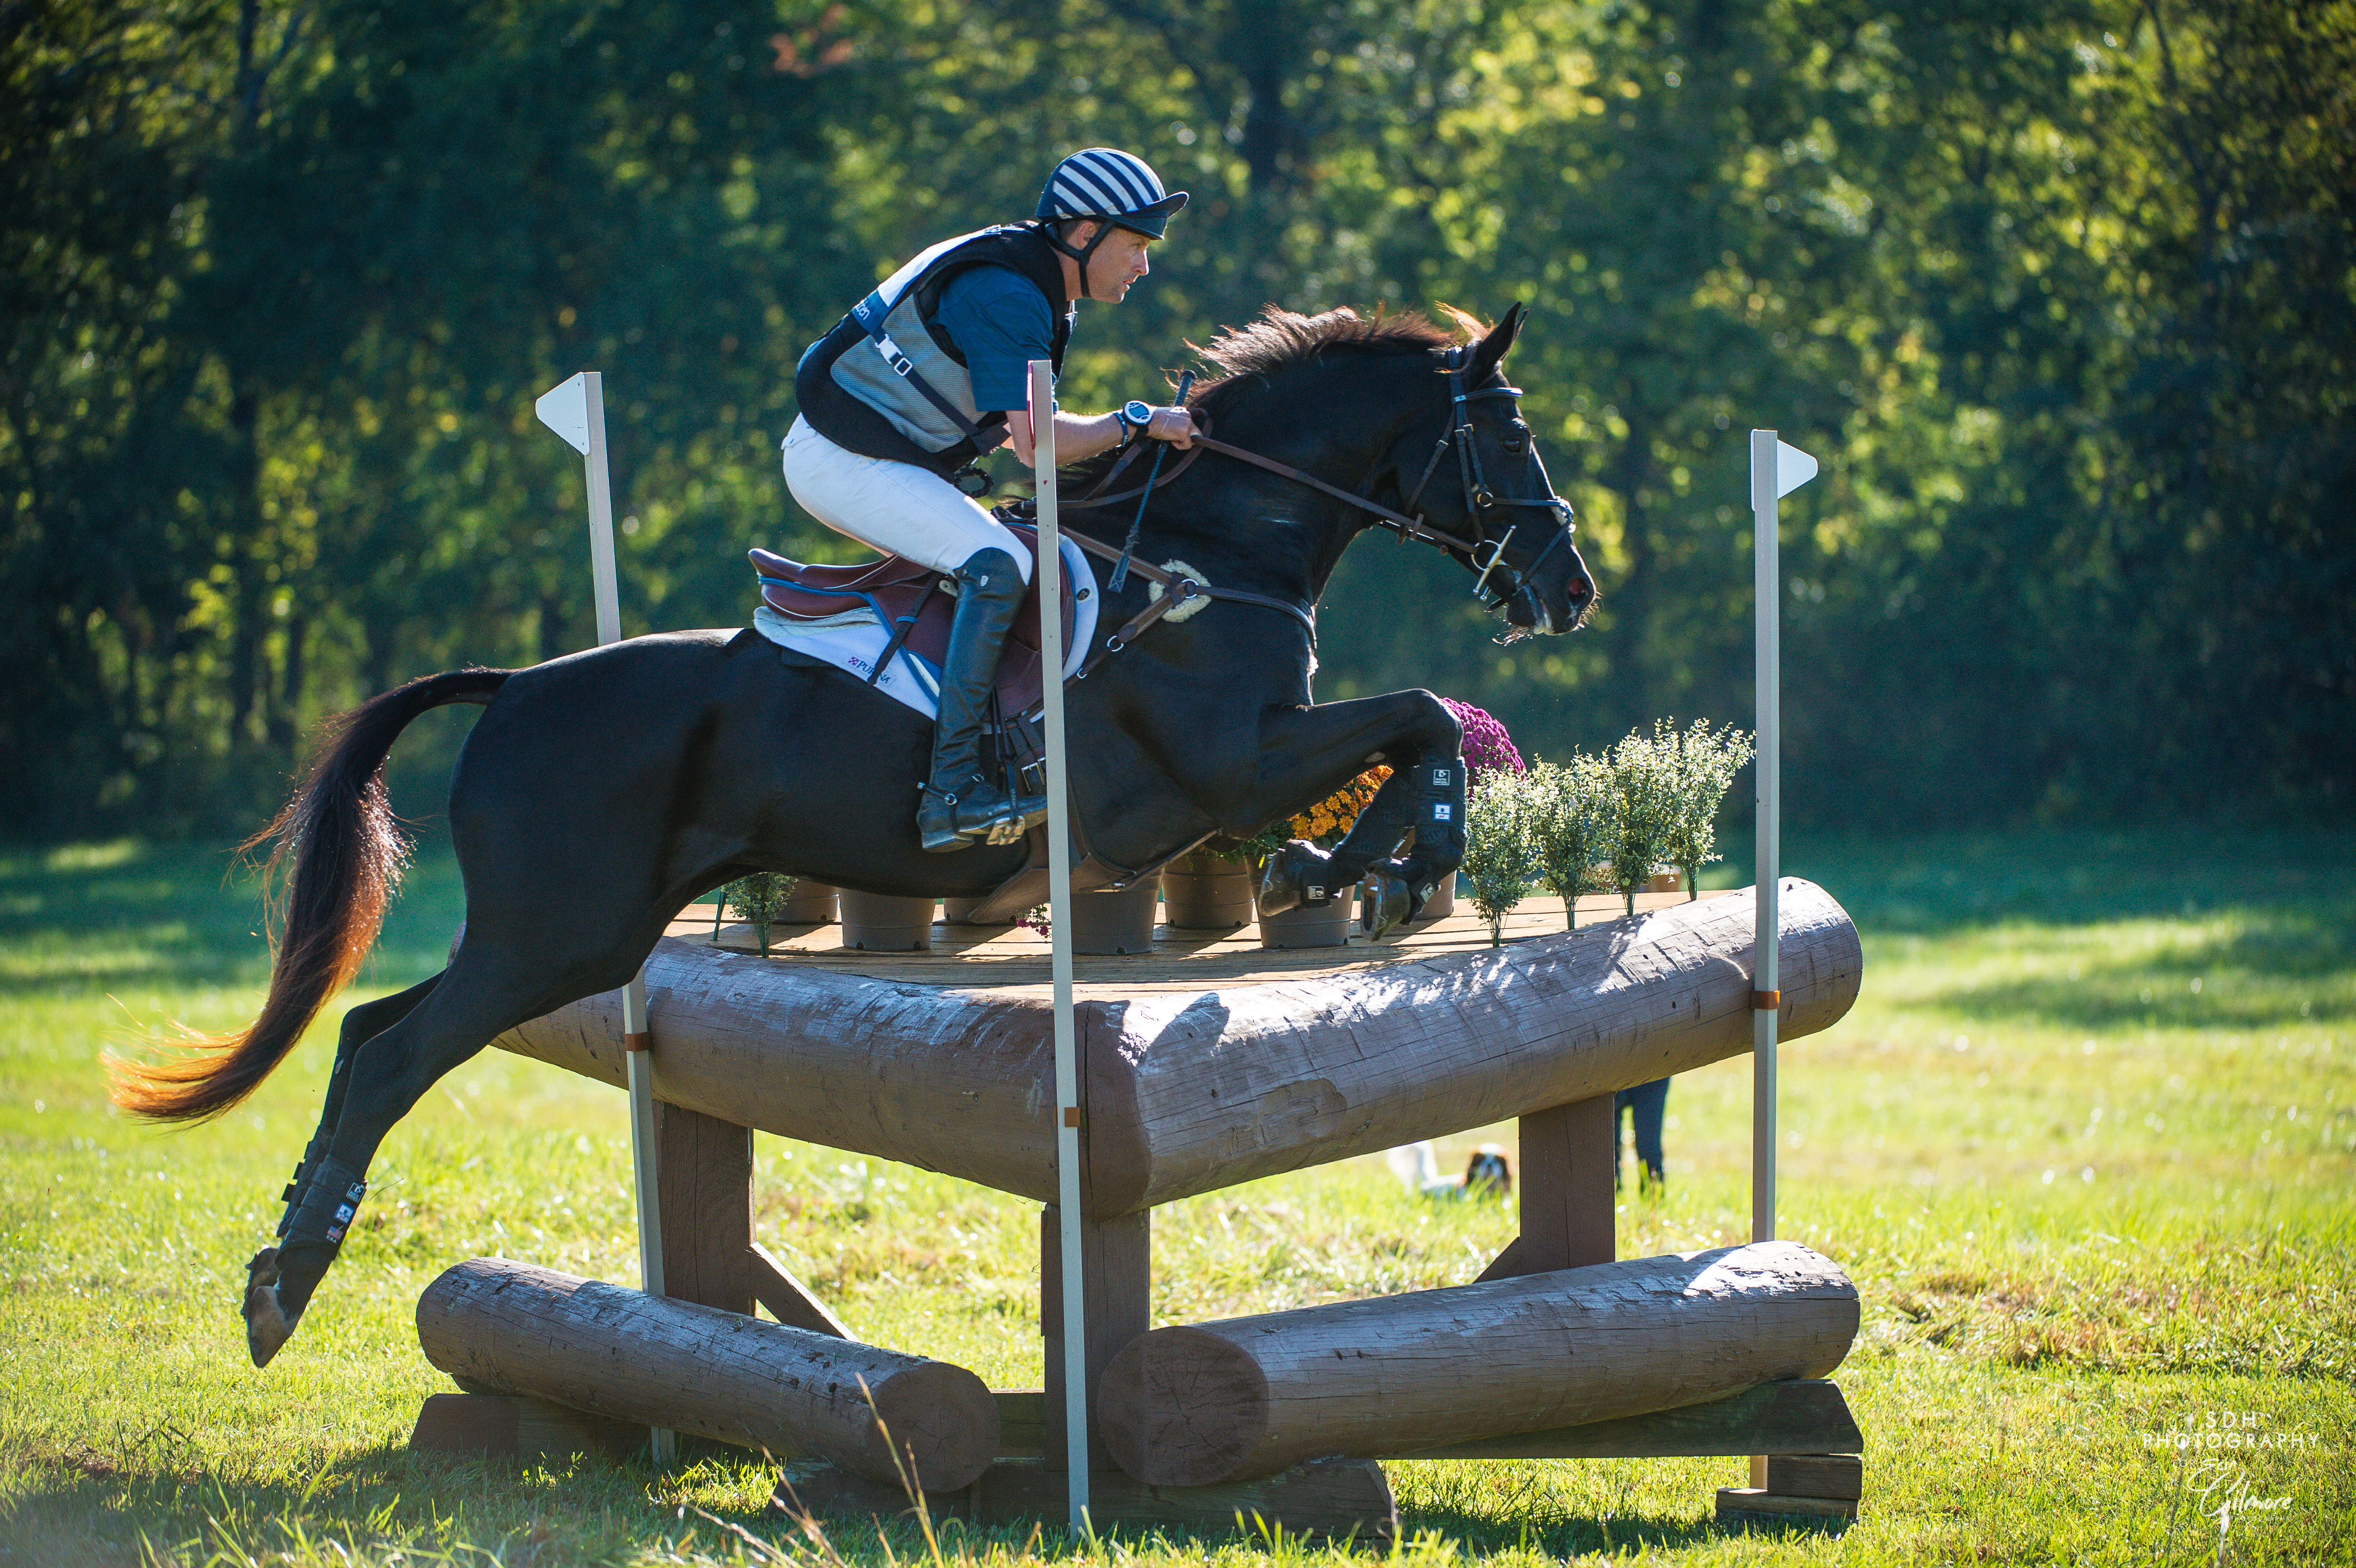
[787,147,1197,852]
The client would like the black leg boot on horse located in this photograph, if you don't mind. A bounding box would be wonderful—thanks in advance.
[1258,755,1468,938]
[1359,756,1468,936]
[916,548,1047,851]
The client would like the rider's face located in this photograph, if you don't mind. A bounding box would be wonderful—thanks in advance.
[1083,225,1155,302]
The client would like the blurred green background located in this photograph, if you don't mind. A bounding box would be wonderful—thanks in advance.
[6,0,2349,838]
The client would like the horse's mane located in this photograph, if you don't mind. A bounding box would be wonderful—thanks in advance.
[1188,305,1474,411]
[1063,305,1481,489]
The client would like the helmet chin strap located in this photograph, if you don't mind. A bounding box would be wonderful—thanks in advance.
[1042,219,1116,301]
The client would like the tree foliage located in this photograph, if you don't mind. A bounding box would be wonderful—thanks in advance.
[4,0,2348,834]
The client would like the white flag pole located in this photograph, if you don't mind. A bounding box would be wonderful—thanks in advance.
[1748,427,1813,1490]
[1030,361,1089,1535]
[1749,427,1778,1494]
[537,370,672,1464]
[1749,428,1780,1257]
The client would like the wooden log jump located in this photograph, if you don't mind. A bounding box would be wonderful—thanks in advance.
[417,1258,999,1491]
[415,885,1866,1534]
[496,879,1860,1216]
[1099,1241,1859,1487]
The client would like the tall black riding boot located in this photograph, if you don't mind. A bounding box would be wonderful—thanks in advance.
[916,548,1047,852]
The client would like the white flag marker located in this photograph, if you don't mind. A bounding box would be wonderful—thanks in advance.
[537,370,672,1464]
[1749,428,1812,1489]
[1030,362,1090,1536]
[1774,438,1818,498]
[535,372,592,455]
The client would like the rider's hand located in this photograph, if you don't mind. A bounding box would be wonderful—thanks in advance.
[1145,405,1195,449]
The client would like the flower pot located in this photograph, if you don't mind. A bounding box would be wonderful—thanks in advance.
[1595,865,1681,897]
[1159,851,1255,931]
[1068,880,1161,955]
[777,881,839,925]
[838,889,937,951]
[941,895,1011,926]
[1257,886,1355,949]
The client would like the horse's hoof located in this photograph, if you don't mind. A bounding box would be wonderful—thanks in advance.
[1361,871,1413,939]
[244,1246,296,1368]
[1256,844,1332,917]
[1255,855,1301,916]
[1263,857,1300,918]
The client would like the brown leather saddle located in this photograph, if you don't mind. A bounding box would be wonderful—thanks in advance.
[749,522,1087,722]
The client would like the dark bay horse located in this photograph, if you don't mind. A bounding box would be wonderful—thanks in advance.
[113,304,1594,1365]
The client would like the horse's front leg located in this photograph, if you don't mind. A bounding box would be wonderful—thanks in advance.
[1240,692,1464,933]
[1344,752,1471,937]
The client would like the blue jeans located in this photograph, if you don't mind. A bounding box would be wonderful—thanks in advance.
[1614,1078,1669,1188]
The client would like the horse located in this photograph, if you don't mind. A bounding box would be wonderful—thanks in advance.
[110,302,1595,1366]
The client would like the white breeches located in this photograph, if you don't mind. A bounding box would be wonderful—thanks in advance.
[781,416,1031,583]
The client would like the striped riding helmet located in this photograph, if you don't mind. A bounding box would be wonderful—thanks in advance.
[1035,148,1189,239]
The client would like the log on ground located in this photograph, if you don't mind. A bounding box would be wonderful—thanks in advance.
[416,1258,997,1491]
[1099,1241,1858,1487]
[496,880,1860,1216]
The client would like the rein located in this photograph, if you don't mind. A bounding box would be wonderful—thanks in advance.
[1038,345,1579,657]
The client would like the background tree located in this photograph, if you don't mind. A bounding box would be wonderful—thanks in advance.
[2,0,2346,837]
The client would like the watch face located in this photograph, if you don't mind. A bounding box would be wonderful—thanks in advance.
[1123,400,1154,424]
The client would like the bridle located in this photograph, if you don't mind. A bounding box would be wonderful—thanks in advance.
[1062,346,1578,641]
[1390,348,1579,638]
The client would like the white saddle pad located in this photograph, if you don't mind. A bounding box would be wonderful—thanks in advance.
[751,535,1101,720]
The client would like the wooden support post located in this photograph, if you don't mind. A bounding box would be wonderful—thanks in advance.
[1477,1092,1616,1282]
[750,1242,853,1339]
[657,1101,852,1337]
[655,1102,753,1314]
[1040,1205,1149,1474]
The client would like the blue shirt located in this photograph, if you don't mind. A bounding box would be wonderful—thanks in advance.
[931,265,1057,413]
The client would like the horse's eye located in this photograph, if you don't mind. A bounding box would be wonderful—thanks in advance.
[1503,425,1530,453]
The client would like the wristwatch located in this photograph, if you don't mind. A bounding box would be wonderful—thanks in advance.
[1117,399,1155,444]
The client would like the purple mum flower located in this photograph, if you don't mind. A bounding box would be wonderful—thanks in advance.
[1440,697,1525,787]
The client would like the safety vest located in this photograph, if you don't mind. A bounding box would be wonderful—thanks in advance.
[795,225,1071,474]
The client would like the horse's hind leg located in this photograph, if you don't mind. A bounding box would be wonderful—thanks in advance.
[268,974,441,1241]
[244,936,627,1366]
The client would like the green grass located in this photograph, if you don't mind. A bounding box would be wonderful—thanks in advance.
[1,827,2351,1564]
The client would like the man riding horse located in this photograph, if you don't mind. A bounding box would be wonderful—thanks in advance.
[787,147,1198,852]
[115,214,1597,1364]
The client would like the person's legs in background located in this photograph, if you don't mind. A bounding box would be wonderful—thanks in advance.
[1614,1077,1670,1195]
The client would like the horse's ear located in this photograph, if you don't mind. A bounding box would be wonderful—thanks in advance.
[1466,301,1525,383]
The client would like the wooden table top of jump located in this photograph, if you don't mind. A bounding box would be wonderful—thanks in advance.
[664,888,1741,1001]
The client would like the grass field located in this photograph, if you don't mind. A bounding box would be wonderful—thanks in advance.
[1,826,2350,1565]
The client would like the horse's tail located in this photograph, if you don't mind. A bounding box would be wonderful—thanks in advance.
[109,668,513,1122]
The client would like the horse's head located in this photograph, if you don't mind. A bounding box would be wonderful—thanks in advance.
[1391,303,1596,641]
